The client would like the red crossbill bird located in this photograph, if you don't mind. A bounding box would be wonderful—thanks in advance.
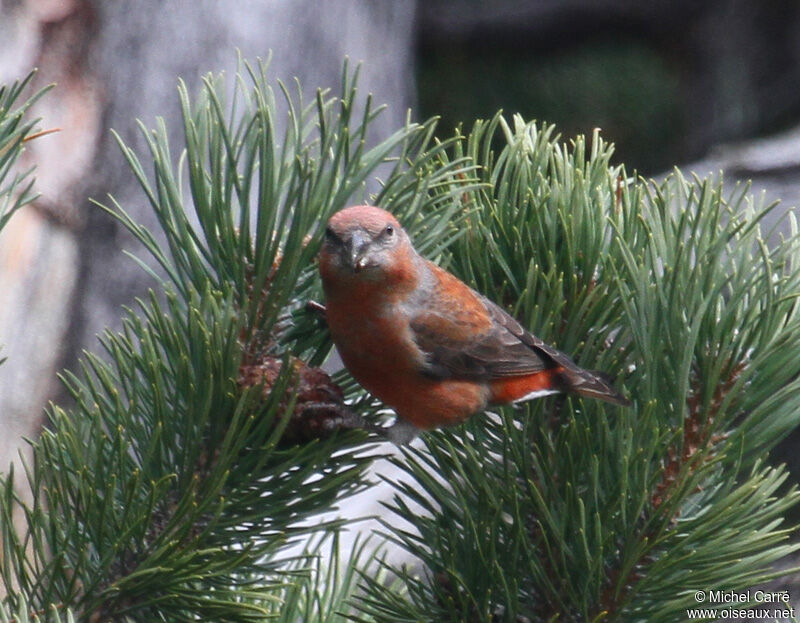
[318,205,629,442]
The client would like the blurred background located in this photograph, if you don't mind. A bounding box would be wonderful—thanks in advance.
[2,0,800,512]
[418,0,800,174]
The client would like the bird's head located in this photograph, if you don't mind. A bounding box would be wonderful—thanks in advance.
[319,205,417,289]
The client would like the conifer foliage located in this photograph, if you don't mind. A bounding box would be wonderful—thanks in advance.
[1,61,800,622]
[0,62,475,622]
[357,120,800,622]
[0,72,47,232]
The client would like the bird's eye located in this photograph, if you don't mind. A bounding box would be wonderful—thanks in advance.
[325,227,340,244]
[383,225,394,237]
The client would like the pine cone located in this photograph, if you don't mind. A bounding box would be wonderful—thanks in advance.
[238,355,357,443]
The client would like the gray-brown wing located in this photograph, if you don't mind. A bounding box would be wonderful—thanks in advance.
[410,294,552,381]
[480,297,629,404]
[410,292,630,406]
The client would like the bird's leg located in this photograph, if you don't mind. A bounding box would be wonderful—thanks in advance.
[383,417,420,445]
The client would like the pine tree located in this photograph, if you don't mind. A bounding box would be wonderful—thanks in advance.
[0,61,476,622]
[356,120,800,622]
[1,60,800,623]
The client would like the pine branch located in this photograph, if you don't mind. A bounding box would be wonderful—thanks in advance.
[258,533,398,622]
[5,58,799,623]
[0,596,75,623]
[0,71,51,231]
[357,118,800,622]
[0,71,54,608]
[0,60,480,621]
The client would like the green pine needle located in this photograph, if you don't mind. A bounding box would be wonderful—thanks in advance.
[3,60,800,623]
[358,117,800,623]
[0,60,479,621]
[0,72,51,232]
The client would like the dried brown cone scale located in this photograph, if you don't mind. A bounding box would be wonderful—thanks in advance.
[238,355,369,444]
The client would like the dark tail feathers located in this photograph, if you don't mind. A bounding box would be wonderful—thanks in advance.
[558,366,630,407]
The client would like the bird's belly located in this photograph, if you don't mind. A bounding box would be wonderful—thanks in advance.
[330,310,421,374]
[386,377,489,429]
[347,361,488,429]
[329,311,488,429]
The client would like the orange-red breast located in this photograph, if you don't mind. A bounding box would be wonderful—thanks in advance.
[318,205,629,439]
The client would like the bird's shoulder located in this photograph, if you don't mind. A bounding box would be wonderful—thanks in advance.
[407,261,494,340]
[407,261,549,380]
